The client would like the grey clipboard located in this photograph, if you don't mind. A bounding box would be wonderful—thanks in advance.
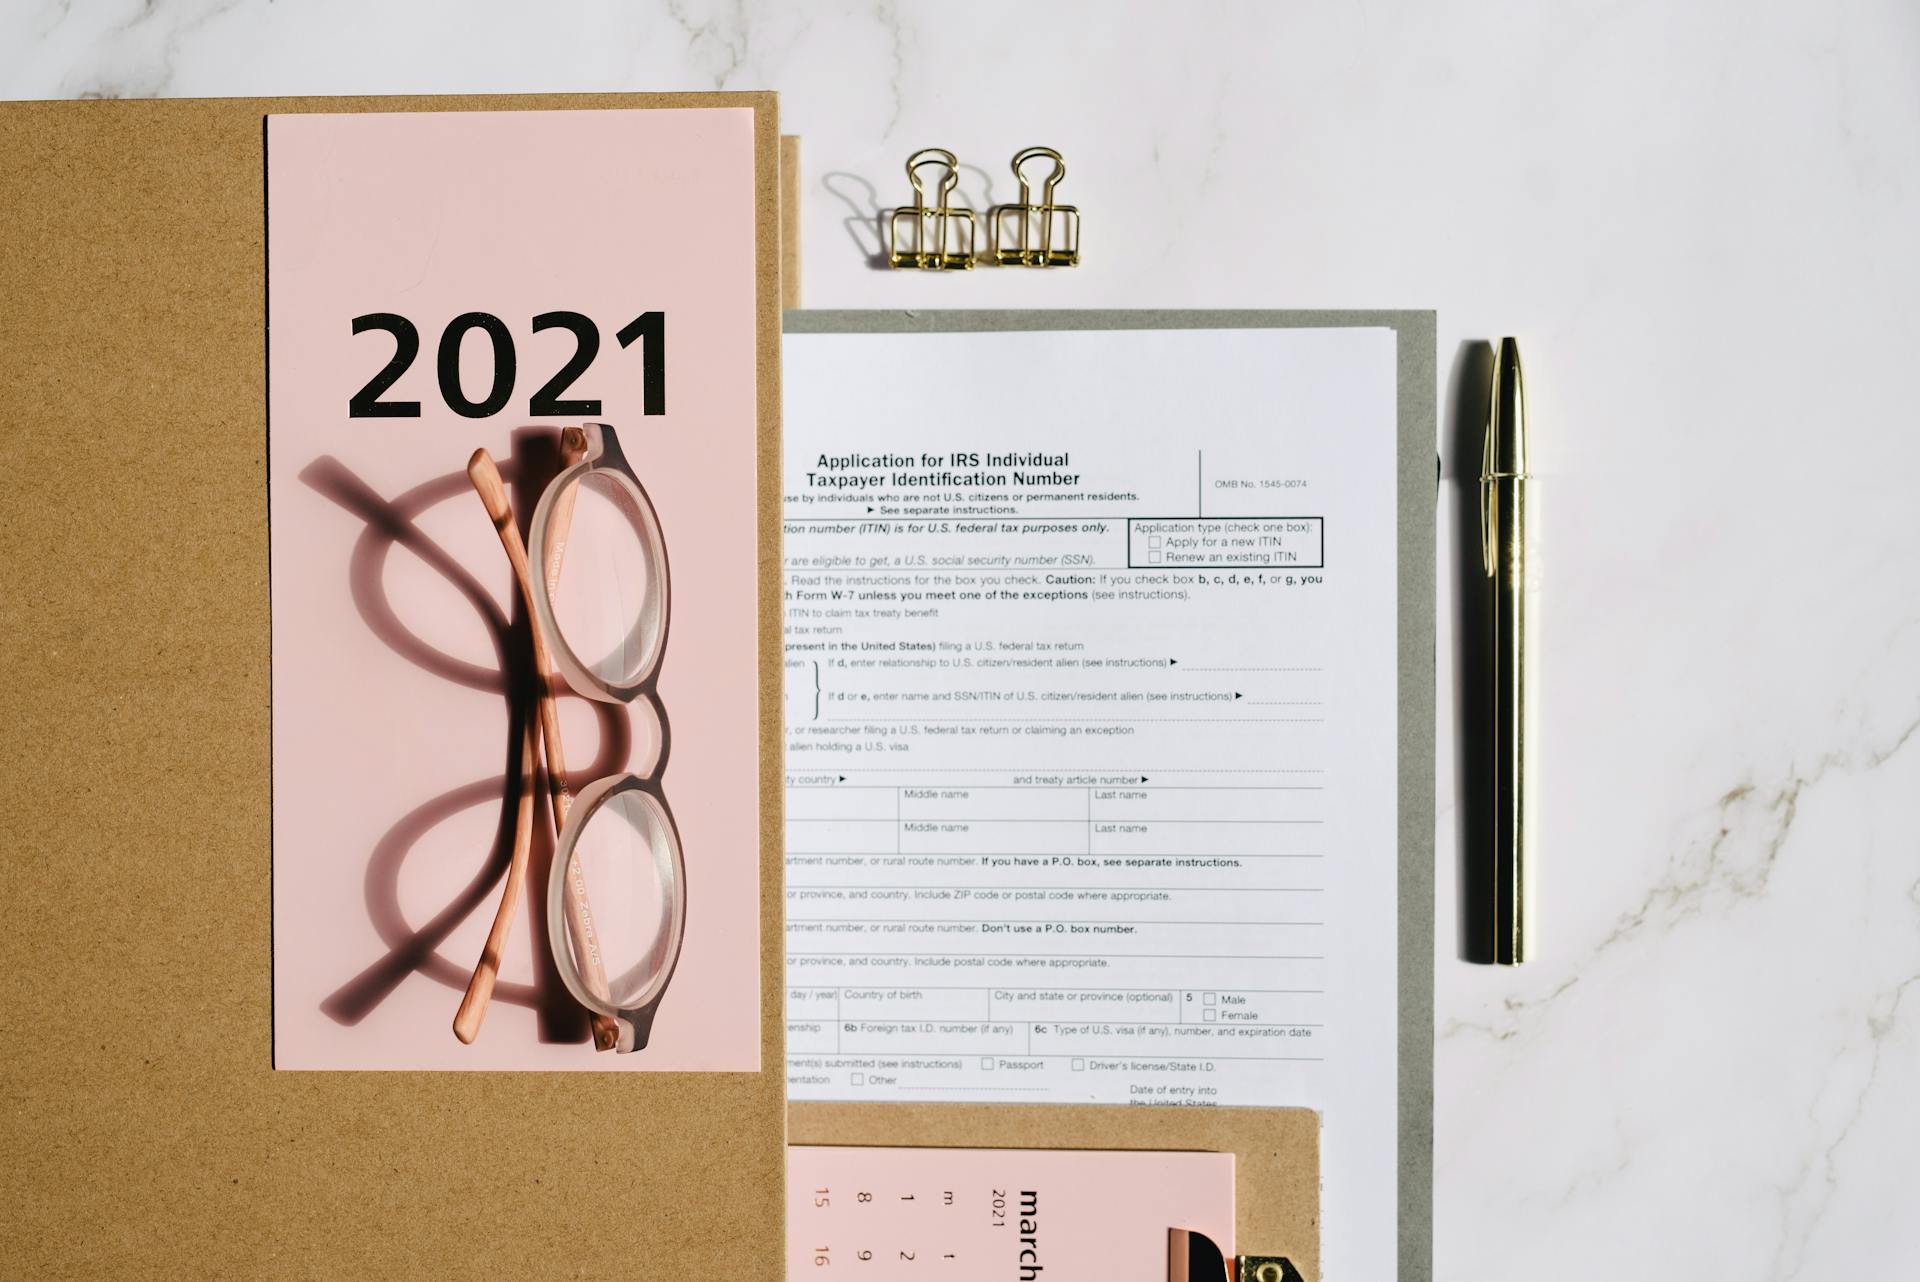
[783,308,1437,1282]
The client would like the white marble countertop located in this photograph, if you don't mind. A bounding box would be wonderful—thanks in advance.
[7,2,1916,1277]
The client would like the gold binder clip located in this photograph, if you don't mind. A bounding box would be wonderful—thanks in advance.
[1169,1228,1304,1282]
[888,148,976,270]
[992,146,1080,267]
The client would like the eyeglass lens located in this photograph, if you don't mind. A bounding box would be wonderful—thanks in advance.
[564,787,680,1009]
[549,469,665,690]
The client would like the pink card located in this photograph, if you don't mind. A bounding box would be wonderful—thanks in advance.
[787,1146,1235,1280]
[266,108,762,1070]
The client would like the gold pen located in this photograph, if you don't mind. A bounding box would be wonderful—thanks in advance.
[1482,338,1533,964]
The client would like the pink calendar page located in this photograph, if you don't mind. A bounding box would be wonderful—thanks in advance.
[266,108,761,1070]
[787,1146,1234,1279]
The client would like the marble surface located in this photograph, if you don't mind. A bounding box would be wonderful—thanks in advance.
[7,1,1917,1277]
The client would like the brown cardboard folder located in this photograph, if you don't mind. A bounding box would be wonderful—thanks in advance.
[0,92,786,1280]
[0,95,1426,1281]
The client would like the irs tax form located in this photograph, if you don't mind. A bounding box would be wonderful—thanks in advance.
[783,324,1400,1278]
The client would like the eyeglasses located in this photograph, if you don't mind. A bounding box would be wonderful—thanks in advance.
[453,423,684,1055]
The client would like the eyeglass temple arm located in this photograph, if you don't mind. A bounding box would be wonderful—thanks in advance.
[452,712,540,1044]
[467,447,621,1052]
[452,432,595,1046]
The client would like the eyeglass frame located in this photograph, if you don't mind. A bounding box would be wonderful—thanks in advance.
[526,423,685,1053]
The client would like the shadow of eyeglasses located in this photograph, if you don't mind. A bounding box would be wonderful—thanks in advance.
[300,429,633,1044]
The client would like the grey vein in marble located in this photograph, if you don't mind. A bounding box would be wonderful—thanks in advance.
[1443,701,1920,1046]
[1769,970,1920,1281]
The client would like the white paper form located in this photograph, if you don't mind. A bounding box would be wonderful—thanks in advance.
[782,326,1399,1280]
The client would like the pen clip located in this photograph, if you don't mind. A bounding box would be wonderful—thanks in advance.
[1478,417,1497,579]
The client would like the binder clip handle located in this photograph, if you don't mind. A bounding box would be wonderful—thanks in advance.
[889,147,976,269]
[907,146,962,209]
[1011,145,1067,208]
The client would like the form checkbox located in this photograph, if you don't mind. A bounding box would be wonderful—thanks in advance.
[1148,535,1163,548]
[1203,1009,1217,1022]
[851,1072,865,1086]
[1071,1058,1086,1071]
[1149,550,1163,563]
[1204,991,1217,1006]
[980,1056,996,1070]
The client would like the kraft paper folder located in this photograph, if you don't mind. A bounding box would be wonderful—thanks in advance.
[0,95,1434,1281]
[0,92,786,1280]
[784,309,1438,1282]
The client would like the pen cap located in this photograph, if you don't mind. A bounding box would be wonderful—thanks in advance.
[1486,337,1528,477]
